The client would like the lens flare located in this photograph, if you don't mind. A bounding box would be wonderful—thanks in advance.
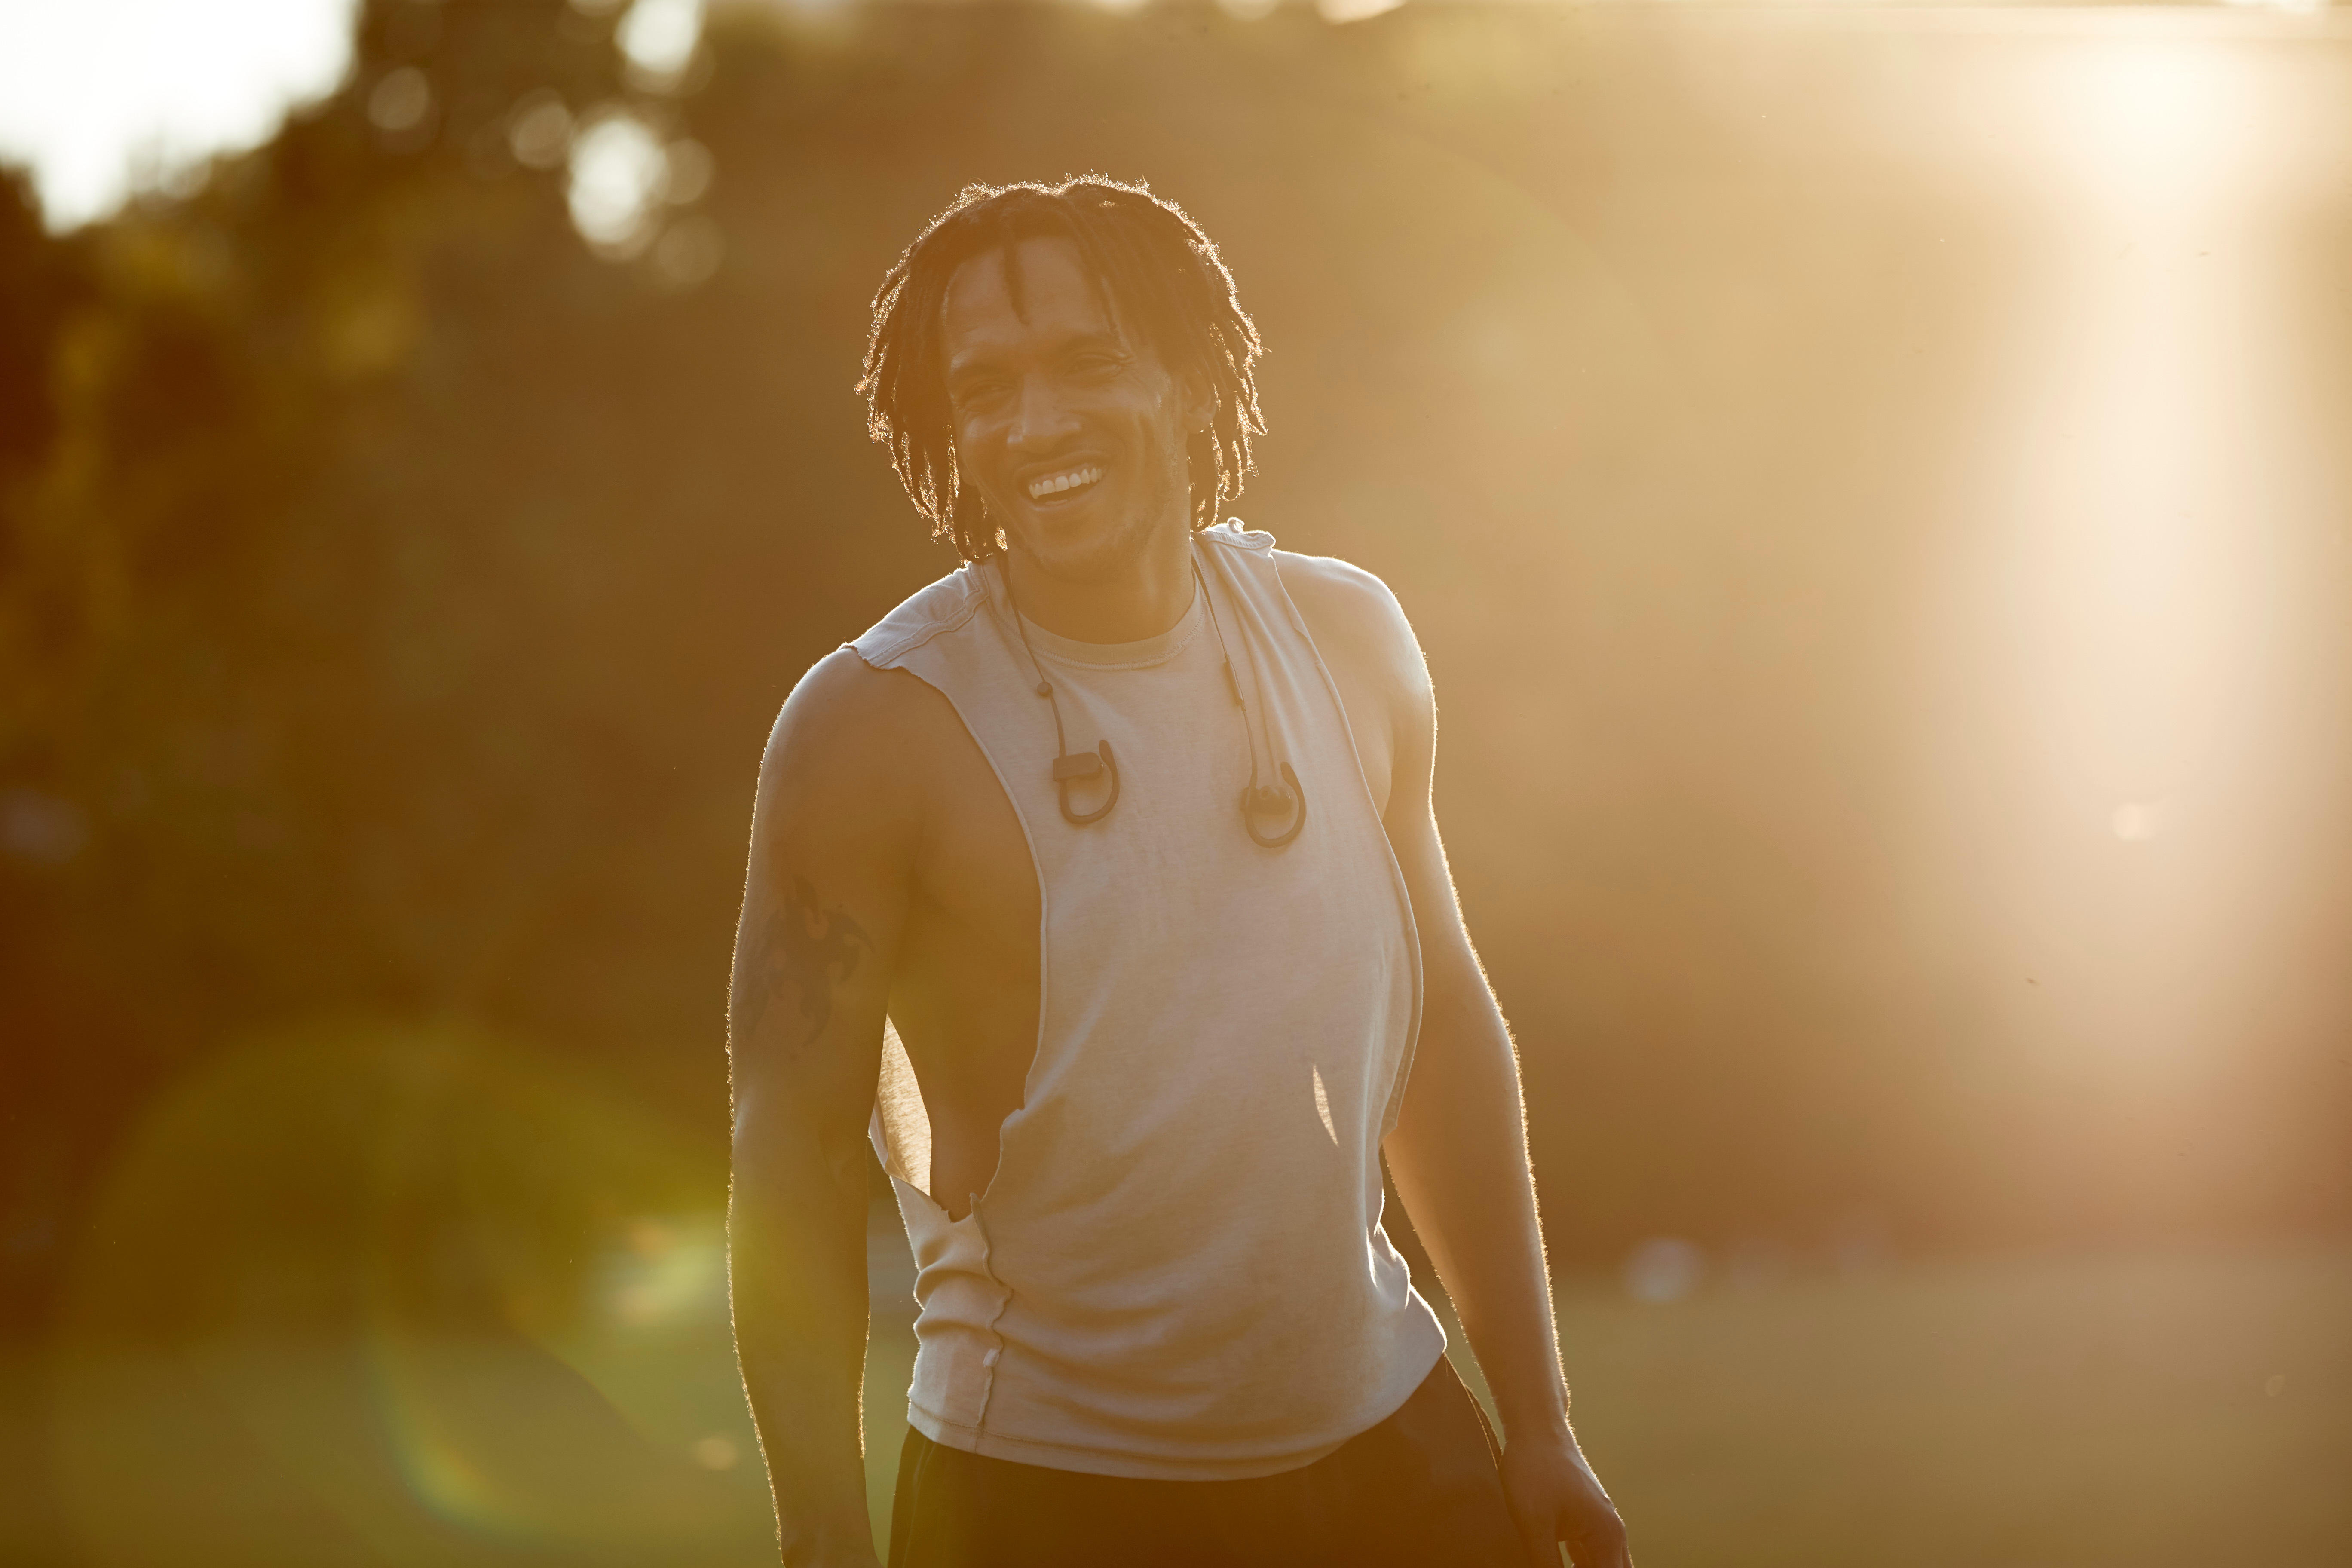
[52,1024,769,1565]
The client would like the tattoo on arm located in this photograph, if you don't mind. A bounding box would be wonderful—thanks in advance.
[737,876,873,1050]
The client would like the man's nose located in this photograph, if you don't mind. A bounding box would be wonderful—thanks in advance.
[1008,374,1080,452]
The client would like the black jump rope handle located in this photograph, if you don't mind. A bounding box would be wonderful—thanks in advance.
[1054,741,1119,825]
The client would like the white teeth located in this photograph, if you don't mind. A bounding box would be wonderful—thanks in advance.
[1028,466,1101,500]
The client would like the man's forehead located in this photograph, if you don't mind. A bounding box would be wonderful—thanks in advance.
[941,235,1128,350]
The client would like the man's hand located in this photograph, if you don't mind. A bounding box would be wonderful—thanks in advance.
[1500,1430,1634,1568]
[1311,560,1638,1568]
[782,1518,883,1568]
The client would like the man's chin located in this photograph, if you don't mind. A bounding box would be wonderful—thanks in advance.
[1023,544,1138,587]
[1006,511,1155,586]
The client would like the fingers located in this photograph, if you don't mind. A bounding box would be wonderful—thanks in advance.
[1563,1511,1632,1568]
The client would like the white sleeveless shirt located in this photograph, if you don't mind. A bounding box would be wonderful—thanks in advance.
[852,523,1444,1481]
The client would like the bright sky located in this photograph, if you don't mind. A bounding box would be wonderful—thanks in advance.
[0,0,357,230]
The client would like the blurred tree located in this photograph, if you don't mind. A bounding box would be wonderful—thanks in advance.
[4,0,2347,1350]
[0,0,703,1333]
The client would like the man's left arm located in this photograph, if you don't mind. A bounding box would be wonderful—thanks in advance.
[1318,569,1633,1568]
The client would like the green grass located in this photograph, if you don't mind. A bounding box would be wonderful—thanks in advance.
[7,1242,2344,1566]
[860,1243,2352,1568]
[1540,1246,2352,1568]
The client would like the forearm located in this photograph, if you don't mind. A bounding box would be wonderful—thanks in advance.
[1386,979,1571,1444]
[729,1115,879,1565]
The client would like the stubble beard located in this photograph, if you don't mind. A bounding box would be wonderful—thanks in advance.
[999,444,1193,588]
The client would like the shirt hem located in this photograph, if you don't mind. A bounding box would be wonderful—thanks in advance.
[902,1331,1446,1482]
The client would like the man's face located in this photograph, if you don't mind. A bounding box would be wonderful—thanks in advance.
[940,236,1201,585]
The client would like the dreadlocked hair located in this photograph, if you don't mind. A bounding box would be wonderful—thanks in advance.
[858,175,1267,563]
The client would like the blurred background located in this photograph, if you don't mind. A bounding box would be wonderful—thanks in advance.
[1,0,2348,1563]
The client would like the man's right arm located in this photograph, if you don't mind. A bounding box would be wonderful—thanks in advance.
[727,649,921,1568]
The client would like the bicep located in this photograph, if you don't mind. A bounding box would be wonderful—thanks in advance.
[1387,722,1479,978]
[728,658,919,1155]
[1278,552,1486,989]
[1377,618,1491,1011]
[1358,583,1464,948]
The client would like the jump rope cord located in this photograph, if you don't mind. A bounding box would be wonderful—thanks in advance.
[1191,551,1270,796]
[1002,564,1074,760]
[1001,543,1268,796]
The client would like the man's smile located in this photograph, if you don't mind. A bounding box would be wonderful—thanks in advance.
[1025,463,1104,503]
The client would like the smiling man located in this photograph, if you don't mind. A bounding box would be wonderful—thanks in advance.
[726,177,1634,1568]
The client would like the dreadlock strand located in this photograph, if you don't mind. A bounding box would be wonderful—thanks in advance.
[859,175,1268,562]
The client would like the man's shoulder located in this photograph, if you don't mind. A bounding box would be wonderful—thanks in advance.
[763,561,988,774]
[761,644,955,804]
[1271,548,1405,626]
[1270,548,1428,695]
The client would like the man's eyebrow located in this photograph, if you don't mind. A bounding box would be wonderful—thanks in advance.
[1059,327,1127,354]
[943,346,1003,382]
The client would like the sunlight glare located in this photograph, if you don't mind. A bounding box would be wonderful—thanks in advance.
[618,0,704,91]
[366,66,433,136]
[2066,37,2248,217]
[0,0,356,230]
[1318,0,1408,23]
[1953,23,2304,1069]
[568,111,669,253]
[507,92,576,172]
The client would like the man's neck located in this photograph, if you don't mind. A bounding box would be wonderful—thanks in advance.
[1003,524,1196,646]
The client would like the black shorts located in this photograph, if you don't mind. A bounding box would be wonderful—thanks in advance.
[886,1357,1527,1568]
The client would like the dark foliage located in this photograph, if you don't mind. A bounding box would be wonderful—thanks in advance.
[4,0,2349,1351]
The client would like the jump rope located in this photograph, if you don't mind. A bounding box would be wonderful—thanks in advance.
[1002,546,1307,848]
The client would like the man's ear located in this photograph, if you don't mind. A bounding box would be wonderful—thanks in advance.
[1180,373,1215,435]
